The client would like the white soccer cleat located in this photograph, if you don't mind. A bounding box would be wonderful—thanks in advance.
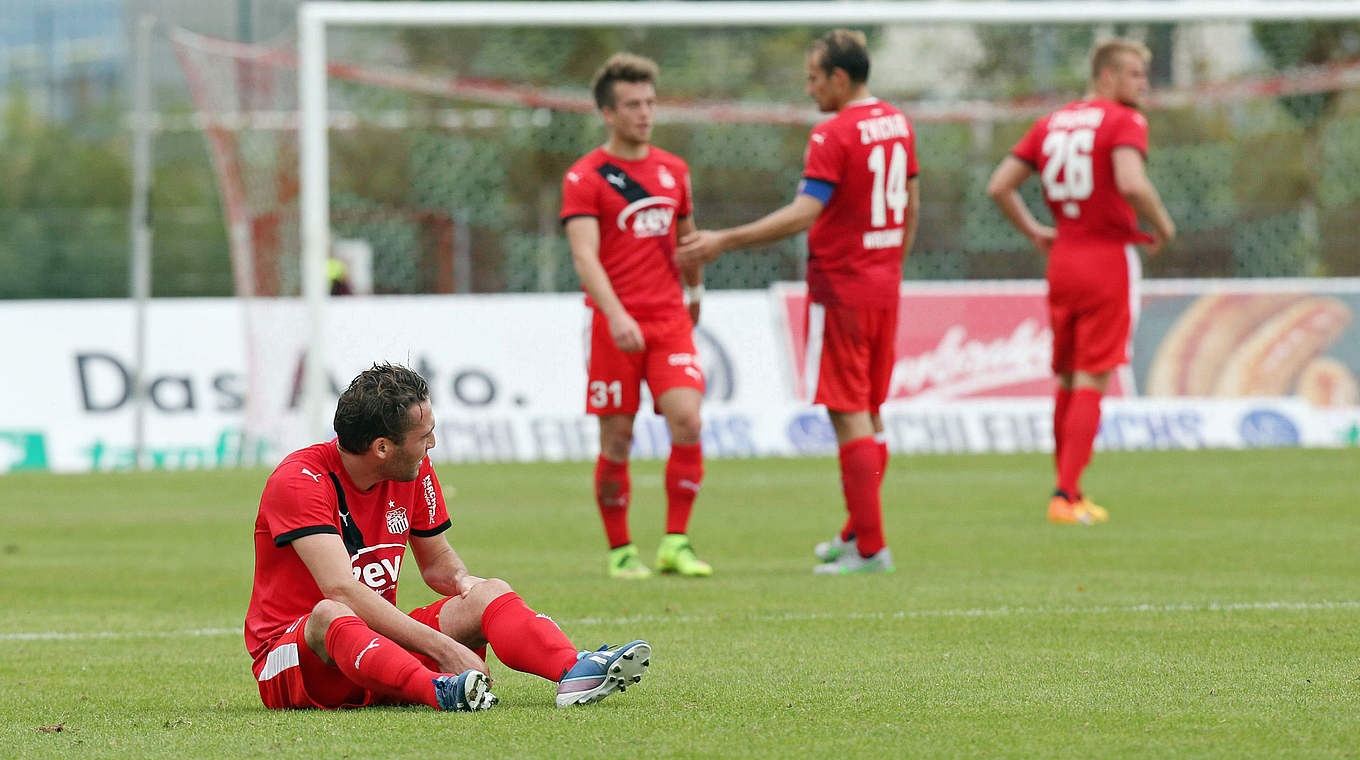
[813,547,895,575]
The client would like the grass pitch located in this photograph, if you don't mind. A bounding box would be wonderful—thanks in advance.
[3,448,1359,759]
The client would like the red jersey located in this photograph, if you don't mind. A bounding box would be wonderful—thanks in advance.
[1012,98,1151,247]
[802,98,918,309]
[560,146,693,321]
[243,441,451,659]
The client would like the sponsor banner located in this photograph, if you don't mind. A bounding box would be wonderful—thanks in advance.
[1,281,1357,473]
[777,279,1360,407]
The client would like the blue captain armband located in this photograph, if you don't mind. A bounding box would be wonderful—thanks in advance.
[797,177,835,204]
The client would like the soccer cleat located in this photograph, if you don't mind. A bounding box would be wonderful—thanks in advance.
[1048,493,1094,525]
[812,547,895,575]
[432,669,498,712]
[1075,497,1109,523]
[555,640,651,707]
[608,544,652,580]
[814,532,855,562]
[655,534,712,577]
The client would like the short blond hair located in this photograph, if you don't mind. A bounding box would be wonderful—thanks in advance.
[1091,38,1151,80]
[591,53,659,110]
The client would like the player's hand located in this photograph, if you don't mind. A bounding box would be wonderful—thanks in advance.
[609,312,645,353]
[1028,225,1056,255]
[435,642,491,680]
[688,301,700,326]
[676,230,724,267]
[1146,221,1176,256]
[455,574,487,598]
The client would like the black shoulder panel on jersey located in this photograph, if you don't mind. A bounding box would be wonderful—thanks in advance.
[410,519,452,538]
[596,163,651,204]
[274,524,340,547]
[328,472,367,556]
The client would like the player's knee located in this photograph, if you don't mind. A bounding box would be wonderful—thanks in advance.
[466,578,515,607]
[668,413,702,445]
[311,598,355,627]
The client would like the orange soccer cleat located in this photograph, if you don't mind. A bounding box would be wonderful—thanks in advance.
[1047,492,1094,525]
[1074,497,1109,523]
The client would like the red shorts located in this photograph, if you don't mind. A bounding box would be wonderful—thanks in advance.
[1047,242,1142,374]
[585,309,704,415]
[804,301,898,414]
[252,598,456,710]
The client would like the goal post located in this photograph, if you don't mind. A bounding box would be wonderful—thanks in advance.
[293,0,1360,445]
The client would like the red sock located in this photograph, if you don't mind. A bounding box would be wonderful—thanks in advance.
[325,615,442,709]
[664,443,703,534]
[1053,387,1074,470]
[839,436,885,557]
[840,436,886,541]
[594,455,631,548]
[481,592,579,682]
[1056,388,1102,498]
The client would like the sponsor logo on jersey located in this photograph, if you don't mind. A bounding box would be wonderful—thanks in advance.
[617,196,678,238]
[657,165,676,189]
[352,555,401,591]
[422,474,437,523]
[385,502,409,534]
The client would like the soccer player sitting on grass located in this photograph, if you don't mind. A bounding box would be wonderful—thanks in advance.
[244,362,650,711]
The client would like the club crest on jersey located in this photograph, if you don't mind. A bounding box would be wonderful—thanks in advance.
[617,196,678,238]
[657,165,676,189]
[385,502,409,534]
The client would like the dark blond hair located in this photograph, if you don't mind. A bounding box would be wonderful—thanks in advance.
[591,53,659,109]
[809,29,870,84]
[1091,38,1152,80]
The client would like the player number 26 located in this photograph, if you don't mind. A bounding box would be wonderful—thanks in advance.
[1039,128,1095,207]
[589,380,623,408]
[867,142,910,228]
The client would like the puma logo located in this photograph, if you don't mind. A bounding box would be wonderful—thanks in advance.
[354,637,381,668]
[605,172,626,189]
[301,468,323,482]
[677,479,701,493]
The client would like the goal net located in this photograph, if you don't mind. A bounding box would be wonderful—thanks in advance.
[169,5,1360,450]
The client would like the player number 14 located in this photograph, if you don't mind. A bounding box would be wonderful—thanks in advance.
[867,142,909,228]
[1040,128,1095,216]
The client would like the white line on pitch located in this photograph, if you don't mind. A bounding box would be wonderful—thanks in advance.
[4,600,1359,641]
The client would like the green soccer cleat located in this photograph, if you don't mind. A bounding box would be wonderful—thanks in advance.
[608,544,653,580]
[655,534,713,577]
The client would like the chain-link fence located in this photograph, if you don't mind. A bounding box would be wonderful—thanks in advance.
[5,7,1360,298]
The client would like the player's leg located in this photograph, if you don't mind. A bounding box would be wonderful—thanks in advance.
[1057,369,1111,522]
[1046,286,1091,524]
[432,579,651,707]
[811,304,893,575]
[646,317,711,576]
[295,599,451,710]
[586,310,649,578]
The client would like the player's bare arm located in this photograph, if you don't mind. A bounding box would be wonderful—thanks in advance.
[1112,146,1176,254]
[565,216,645,352]
[986,156,1057,254]
[291,532,489,676]
[409,532,484,598]
[902,176,922,262]
[676,193,824,266]
[675,214,703,324]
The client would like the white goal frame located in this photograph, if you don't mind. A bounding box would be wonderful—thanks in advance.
[296,0,1360,441]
